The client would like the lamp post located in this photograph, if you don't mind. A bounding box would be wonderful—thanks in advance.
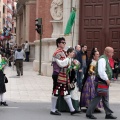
[35,18,43,75]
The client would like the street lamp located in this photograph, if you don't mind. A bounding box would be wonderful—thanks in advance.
[35,18,43,75]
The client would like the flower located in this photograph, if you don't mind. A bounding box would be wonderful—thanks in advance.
[66,59,80,75]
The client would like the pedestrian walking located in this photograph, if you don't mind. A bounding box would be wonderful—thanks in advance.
[14,45,25,76]
[86,47,117,119]
[50,38,79,115]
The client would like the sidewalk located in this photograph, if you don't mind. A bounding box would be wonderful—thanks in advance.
[2,62,120,120]
[5,62,52,103]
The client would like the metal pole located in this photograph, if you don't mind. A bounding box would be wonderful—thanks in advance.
[71,0,72,12]
[71,0,74,47]
[72,22,75,47]
[39,33,42,75]
[72,0,77,47]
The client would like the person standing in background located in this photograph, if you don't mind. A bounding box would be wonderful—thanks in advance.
[81,45,88,77]
[74,45,83,91]
[24,41,30,62]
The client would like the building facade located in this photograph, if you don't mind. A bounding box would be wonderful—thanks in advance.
[0,0,3,32]
[16,0,120,76]
[0,0,16,43]
[16,0,79,76]
[79,0,120,57]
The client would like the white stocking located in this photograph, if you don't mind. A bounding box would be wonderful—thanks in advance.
[64,95,75,112]
[0,93,5,102]
[51,95,58,112]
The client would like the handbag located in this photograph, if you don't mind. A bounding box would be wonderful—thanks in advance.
[68,69,76,90]
[4,76,8,83]
[97,80,109,96]
[68,81,75,90]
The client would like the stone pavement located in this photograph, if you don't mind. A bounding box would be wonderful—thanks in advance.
[4,62,52,103]
[1,62,120,120]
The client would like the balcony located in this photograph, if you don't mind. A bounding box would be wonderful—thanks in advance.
[15,3,23,15]
[16,0,28,4]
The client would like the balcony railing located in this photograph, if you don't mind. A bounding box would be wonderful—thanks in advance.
[16,3,24,15]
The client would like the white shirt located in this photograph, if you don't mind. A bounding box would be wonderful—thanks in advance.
[98,58,109,81]
[15,50,25,60]
[55,58,71,67]
[24,43,29,52]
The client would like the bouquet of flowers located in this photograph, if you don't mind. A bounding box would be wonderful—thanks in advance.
[66,59,80,75]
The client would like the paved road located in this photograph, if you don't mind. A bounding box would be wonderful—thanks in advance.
[0,62,119,120]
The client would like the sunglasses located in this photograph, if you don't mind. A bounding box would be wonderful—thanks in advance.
[60,42,66,44]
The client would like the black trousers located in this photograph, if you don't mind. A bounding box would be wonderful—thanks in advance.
[52,74,58,90]
[25,52,29,62]
[113,68,120,79]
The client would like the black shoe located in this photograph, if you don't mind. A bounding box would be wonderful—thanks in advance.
[71,110,80,115]
[21,74,23,76]
[105,114,117,119]
[86,114,97,119]
[94,108,101,113]
[1,102,8,106]
[50,110,61,115]
[17,75,20,76]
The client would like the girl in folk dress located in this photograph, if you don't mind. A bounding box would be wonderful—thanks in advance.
[80,51,102,112]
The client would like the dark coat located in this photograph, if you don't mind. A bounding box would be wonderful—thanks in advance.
[75,50,82,69]
[80,50,88,66]
[69,69,76,83]
[0,70,6,93]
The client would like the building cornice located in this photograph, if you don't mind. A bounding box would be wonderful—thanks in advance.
[25,0,36,5]
[16,0,36,5]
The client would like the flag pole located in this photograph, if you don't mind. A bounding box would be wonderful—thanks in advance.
[71,1,77,47]
[71,0,73,47]
[64,0,77,41]
[72,13,75,47]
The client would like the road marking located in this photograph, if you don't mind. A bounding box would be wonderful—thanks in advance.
[0,107,19,109]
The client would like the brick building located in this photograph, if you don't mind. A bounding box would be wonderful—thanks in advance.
[16,0,79,76]
[16,0,53,43]
[0,0,16,36]
[15,0,120,76]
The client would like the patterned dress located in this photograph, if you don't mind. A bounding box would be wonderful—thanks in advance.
[80,59,103,108]
[0,55,7,93]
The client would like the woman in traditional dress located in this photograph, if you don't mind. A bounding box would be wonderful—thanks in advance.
[0,53,8,106]
[80,50,102,112]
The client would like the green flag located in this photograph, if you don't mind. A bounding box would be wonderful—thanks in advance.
[64,9,76,35]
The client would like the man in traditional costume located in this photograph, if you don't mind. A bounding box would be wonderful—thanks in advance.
[86,47,117,119]
[50,37,79,115]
